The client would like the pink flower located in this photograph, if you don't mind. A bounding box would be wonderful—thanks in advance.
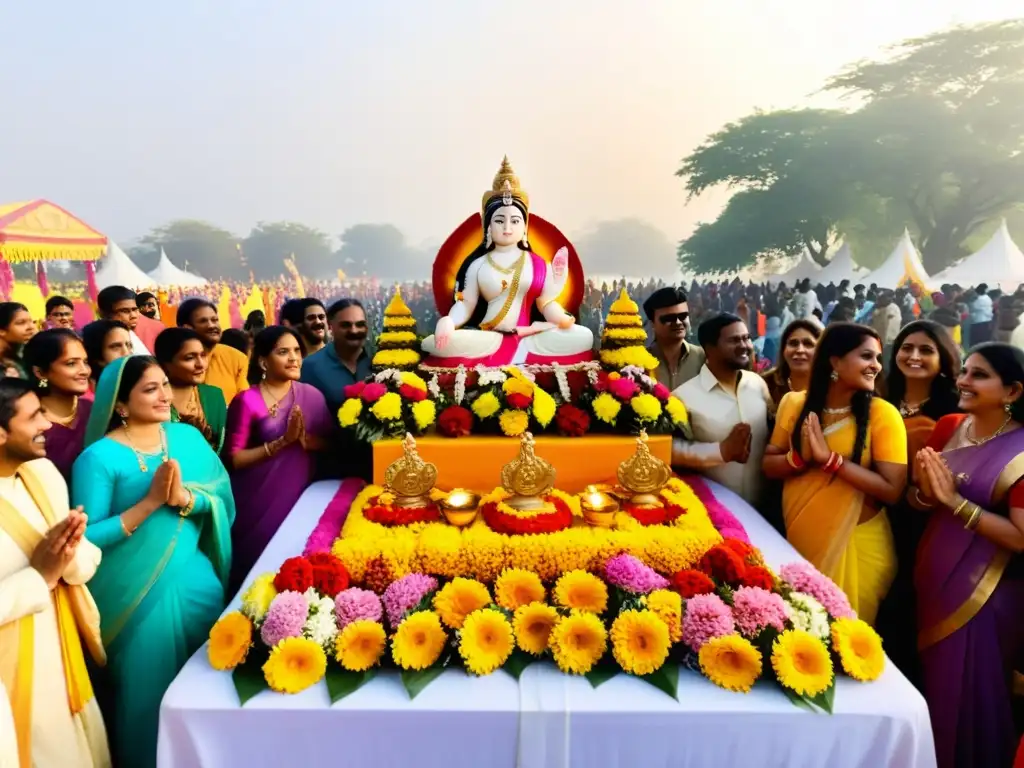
[681,593,734,651]
[260,591,309,647]
[652,383,671,401]
[605,553,670,594]
[343,381,366,399]
[608,377,640,401]
[731,586,788,639]
[779,562,855,619]
[361,382,387,403]
[334,587,384,629]
[382,573,439,628]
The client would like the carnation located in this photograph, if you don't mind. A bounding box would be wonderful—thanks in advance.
[398,383,427,401]
[274,556,314,594]
[506,392,533,410]
[554,403,590,437]
[608,376,640,401]
[307,552,350,597]
[437,405,473,438]
[361,382,387,402]
[304,596,340,649]
[779,562,855,619]
[260,591,310,647]
[343,381,366,399]
[334,587,384,630]
[651,383,671,401]
[605,553,670,594]
[731,587,789,639]
[671,569,716,599]
[681,593,734,652]
[698,545,746,585]
[741,566,776,591]
[383,573,439,628]
[785,592,831,640]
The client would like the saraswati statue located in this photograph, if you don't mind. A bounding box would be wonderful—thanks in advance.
[420,157,595,368]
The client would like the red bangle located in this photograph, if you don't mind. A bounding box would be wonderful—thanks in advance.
[786,450,805,470]
[823,452,844,474]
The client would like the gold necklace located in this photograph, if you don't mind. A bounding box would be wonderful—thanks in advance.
[486,252,525,275]
[823,405,852,415]
[123,425,169,473]
[261,382,291,417]
[45,396,78,426]
[899,398,929,418]
[965,414,1012,446]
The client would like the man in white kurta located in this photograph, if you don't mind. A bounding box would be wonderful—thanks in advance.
[0,382,110,768]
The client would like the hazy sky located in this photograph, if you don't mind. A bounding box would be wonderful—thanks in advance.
[2,1,1020,256]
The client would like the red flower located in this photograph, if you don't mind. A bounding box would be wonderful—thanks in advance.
[365,497,442,526]
[722,538,758,564]
[698,545,746,585]
[652,383,671,401]
[437,405,473,438]
[361,382,387,403]
[608,376,640,401]
[307,552,350,597]
[274,556,314,593]
[398,383,427,401]
[343,381,366,399]
[555,404,590,437]
[671,569,716,598]
[741,565,775,591]
[506,392,533,410]
[482,494,573,535]
[594,371,610,392]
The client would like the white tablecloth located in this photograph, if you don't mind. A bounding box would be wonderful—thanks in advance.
[158,480,937,768]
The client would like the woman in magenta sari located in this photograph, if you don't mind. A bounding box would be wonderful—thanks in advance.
[224,326,330,591]
[911,343,1024,768]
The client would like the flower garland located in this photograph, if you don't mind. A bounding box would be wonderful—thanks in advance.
[479,488,577,535]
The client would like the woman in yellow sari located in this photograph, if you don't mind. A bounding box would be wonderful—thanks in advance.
[763,323,908,625]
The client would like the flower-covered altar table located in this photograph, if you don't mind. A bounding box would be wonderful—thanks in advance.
[157,479,936,768]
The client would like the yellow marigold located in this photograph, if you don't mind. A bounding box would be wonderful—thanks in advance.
[602,327,648,342]
[608,289,638,315]
[831,618,885,682]
[240,572,277,621]
[494,568,546,610]
[262,637,327,694]
[392,611,447,671]
[400,371,428,391]
[383,316,417,328]
[533,387,556,427]
[591,392,621,425]
[665,396,688,426]
[605,313,643,327]
[378,331,418,345]
[459,608,514,675]
[610,609,671,676]
[599,347,659,372]
[699,634,763,693]
[513,602,559,655]
[207,611,252,671]
[370,391,403,421]
[644,589,683,643]
[499,409,529,437]
[630,393,663,422]
[549,610,608,674]
[502,377,535,397]
[338,398,363,428]
[411,399,436,431]
[771,629,833,697]
[471,391,501,419]
[433,578,491,629]
[372,349,421,367]
[335,620,387,672]
[553,570,608,613]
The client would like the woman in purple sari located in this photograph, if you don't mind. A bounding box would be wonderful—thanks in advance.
[225,326,331,591]
[911,343,1024,768]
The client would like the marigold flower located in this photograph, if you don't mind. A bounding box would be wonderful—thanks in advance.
[471,391,501,419]
[499,409,530,437]
[494,568,545,611]
[591,392,621,425]
[610,609,671,676]
[513,602,559,655]
[370,392,403,421]
[549,611,607,675]
[391,611,447,671]
[459,608,514,675]
[553,570,608,613]
[335,620,387,672]
[338,398,363,428]
[411,399,436,431]
[699,634,762,692]
[771,629,833,697]
[830,618,885,682]
[208,611,252,670]
[433,578,491,629]
[262,637,327,694]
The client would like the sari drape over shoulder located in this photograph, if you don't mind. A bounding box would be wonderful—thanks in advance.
[73,357,234,768]
[770,392,907,625]
[169,383,227,454]
[915,414,1024,768]
[225,382,331,590]
[45,397,92,485]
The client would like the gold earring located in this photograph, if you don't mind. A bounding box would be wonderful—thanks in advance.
[522,231,529,249]
[38,377,48,389]
[1005,402,1013,414]
[830,370,839,382]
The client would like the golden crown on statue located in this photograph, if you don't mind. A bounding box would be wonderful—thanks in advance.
[383,433,437,508]
[482,156,530,216]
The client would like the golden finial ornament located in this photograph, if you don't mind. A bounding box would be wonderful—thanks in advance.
[617,429,671,507]
[383,433,438,508]
[500,432,556,511]
[482,155,530,216]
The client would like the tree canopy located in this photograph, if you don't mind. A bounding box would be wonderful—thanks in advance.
[678,19,1024,275]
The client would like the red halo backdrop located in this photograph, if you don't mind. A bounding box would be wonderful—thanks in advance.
[431,213,584,318]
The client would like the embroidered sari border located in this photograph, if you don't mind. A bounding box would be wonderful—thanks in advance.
[918,548,1011,651]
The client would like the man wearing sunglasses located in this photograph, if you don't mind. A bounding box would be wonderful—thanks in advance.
[643,287,705,391]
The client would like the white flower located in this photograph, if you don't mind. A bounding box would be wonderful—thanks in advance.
[454,365,467,404]
[785,592,830,640]
[374,369,401,384]
[303,597,339,649]
[427,373,442,400]
[552,363,572,401]
[476,366,508,386]
[303,586,320,604]
[586,364,600,386]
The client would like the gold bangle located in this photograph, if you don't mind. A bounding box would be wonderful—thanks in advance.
[264,442,273,458]
[179,489,196,518]
[951,498,969,519]
[119,515,134,537]
[913,488,935,508]
[965,504,982,530]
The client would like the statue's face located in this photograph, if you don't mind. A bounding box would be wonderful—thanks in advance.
[488,205,526,247]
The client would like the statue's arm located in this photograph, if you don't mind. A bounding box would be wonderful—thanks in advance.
[449,259,482,329]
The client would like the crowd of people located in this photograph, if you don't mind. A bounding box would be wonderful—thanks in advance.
[0,275,1021,768]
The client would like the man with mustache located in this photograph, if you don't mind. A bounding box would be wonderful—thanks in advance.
[280,298,328,355]
[301,298,372,479]
[177,298,249,405]
[0,377,110,767]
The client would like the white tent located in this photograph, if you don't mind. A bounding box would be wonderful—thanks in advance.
[95,241,154,291]
[148,248,208,287]
[863,229,933,290]
[769,249,821,286]
[933,220,1024,291]
[815,242,867,285]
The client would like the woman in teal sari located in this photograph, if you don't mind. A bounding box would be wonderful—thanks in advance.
[72,356,234,768]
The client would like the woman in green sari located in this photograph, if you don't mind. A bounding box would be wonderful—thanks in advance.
[71,356,233,768]
[154,327,227,453]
